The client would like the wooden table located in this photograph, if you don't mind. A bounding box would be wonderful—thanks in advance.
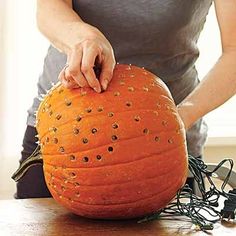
[0,198,235,236]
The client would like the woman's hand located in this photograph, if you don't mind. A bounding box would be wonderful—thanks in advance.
[58,23,115,92]
[37,0,115,93]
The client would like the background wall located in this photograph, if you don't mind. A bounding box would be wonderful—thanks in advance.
[0,1,235,199]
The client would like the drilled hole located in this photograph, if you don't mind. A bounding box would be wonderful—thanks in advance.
[91,128,98,134]
[86,108,92,113]
[76,115,82,122]
[75,192,80,197]
[143,86,149,92]
[157,103,161,109]
[108,112,114,117]
[49,111,53,116]
[65,100,72,106]
[126,101,132,107]
[134,116,140,122]
[56,114,62,120]
[155,136,160,142]
[73,128,80,135]
[82,138,88,144]
[45,103,51,108]
[162,121,168,126]
[108,146,113,152]
[120,80,125,85]
[96,155,102,160]
[49,127,57,132]
[97,107,103,112]
[112,123,119,129]
[168,139,173,144]
[114,92,120,96]
[83,156,89,162]
[70,155,76,161]
[74,182,80,187]
[58,88,64,94]
[70,172,76,178]
[143,128,149,134]
[59,147,65,153]
[46,137,50,143]
[111,135,118,141]
[61,186,66,191]
[128,86,134,92]
[81,91,87,96]
[53,138,58,144]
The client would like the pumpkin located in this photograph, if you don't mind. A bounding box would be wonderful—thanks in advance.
[35,64,188,219]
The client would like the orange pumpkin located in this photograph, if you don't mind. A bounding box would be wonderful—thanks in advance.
[36,64,188,219]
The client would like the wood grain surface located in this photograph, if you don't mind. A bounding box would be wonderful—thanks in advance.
[0,198,235,236]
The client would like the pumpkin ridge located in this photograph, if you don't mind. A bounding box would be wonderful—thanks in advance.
[43,143,186,170]
[44,158,186,188]
[49,174,183,207]
[42,128,184,156]
[38,106,178,140]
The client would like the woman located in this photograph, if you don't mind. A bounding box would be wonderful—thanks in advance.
[15,0,236,198]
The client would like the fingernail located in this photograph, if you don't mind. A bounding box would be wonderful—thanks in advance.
[94,87,101,93]
[102,80,108,90]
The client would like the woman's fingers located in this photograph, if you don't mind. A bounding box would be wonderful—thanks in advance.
[66,49,89,87]
[81,44,102,93]
[100,54,116,91]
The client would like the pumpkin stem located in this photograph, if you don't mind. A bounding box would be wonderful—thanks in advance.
[11,146,43,182]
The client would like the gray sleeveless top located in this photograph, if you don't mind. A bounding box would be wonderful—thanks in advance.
[27,0,212,157]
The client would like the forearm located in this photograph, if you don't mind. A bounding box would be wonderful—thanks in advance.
[177,50,236,129]
[37,0,94,54]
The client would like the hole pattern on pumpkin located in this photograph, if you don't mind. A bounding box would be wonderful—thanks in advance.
[73,128,80,135]
[112,123,119,129]
[108,112,114,117]
[91,128,97,134]
[96,155,102,160]
[49,127,57,132]
[59,147,65,153]
[143,86,149,92]
[69,172,76,178]
[97,107,103,112]
[168,138,174,144]
[155,136,160,142]
[108,146,113,152]
[76,116,82,122]
[53,138,58,144]
[111,135,118,141]
[114,92,120,96]
[126,101,132,107]
[82,138,88,144]
[143,128,149,134]
[56,114,62,120]
[65,99,72,106]
[85,108,92,113]
[83,156,89,162]
[134,116,140,122]
[162,120,168,126]
[128,86,134,92]
[69,155,76,161]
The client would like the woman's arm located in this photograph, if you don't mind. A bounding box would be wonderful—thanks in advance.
[37,0,115,92]
[177,0,236,129]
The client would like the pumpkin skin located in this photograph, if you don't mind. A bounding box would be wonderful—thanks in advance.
[36,64,188,219]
